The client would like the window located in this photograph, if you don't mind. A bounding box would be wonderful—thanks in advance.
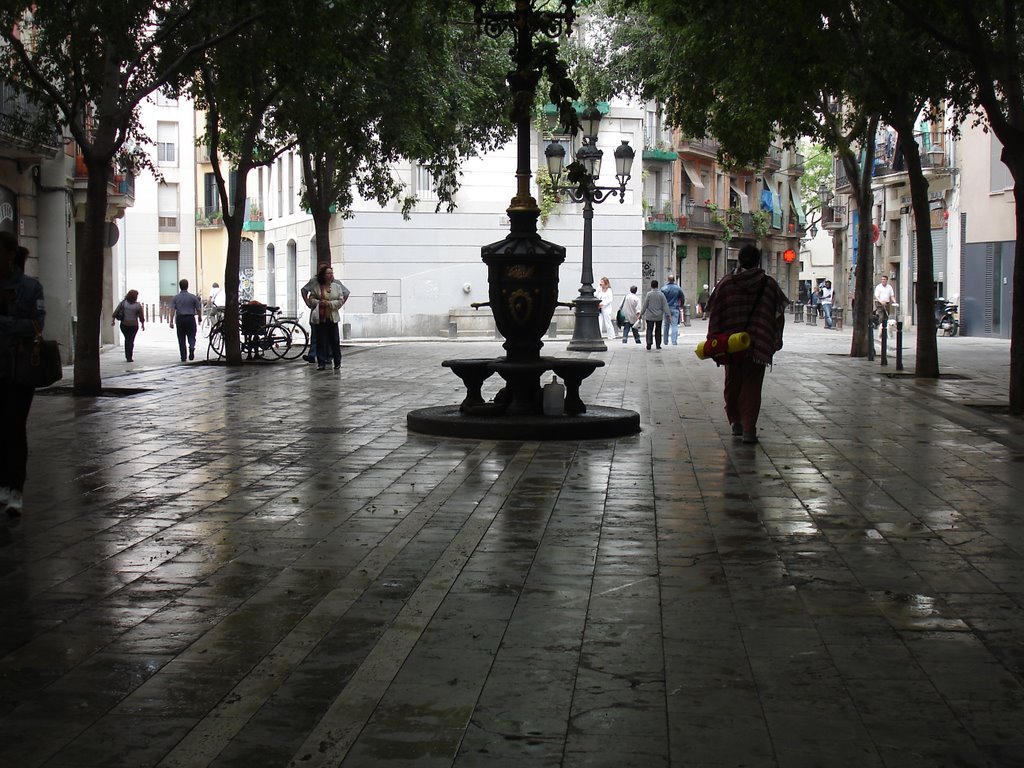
[991,135,1013,193]
[204,173,218,214]
[156,121,177,166]
[414,164,439,202]
[155,90,178,107]
[158,183,178,231]
[288,152,295,215]
[276,158,283,217]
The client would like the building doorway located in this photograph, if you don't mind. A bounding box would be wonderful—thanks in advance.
[158,252,178,321]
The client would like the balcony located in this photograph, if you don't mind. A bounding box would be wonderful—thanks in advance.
[676,136,718,159]
[196,206,223,229]
[72,153,135,221]
[763,145,782,171]
[242,198,264,231]
[821,204,846,230]
[642,147,678,162]
[644,198,678,232]
[0,80,61,160]
[871,130,951,178]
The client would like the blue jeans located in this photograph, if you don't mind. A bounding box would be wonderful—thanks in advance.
[822,303,833,328]
[663,308,680,345]
[306,323,318,362]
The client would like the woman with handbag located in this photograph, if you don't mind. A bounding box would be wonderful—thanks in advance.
[306,264,346,370]
[0,233,46,517]
[111,289,145,362]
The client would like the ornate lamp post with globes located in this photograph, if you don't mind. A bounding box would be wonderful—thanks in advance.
[544,105,635,351]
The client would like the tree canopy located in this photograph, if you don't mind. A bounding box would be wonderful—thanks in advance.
[0,0,253,394]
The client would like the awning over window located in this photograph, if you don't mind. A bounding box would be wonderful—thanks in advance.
[729,183,750,213]
[790,185,806,226]
[682,162,705,191]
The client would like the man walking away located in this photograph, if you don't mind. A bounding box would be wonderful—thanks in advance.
[169,279,202,361]
[661,274,685,345]
[641,280,671,351]
[704,244,789,444]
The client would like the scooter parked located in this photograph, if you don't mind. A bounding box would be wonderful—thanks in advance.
[935,297,959,336]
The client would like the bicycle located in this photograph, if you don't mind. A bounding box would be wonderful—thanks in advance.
[206,305,309,361]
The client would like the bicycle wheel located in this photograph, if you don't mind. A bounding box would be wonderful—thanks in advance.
[207,321,225,360]
[269,320,309,360]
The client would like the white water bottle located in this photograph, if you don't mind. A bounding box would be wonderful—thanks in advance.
[543,375,565,416]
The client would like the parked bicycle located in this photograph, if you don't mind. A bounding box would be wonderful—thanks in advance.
[206,304,308,361]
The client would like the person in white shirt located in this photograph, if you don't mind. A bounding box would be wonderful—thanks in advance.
[820,280,834,329]
[874,275,897,319]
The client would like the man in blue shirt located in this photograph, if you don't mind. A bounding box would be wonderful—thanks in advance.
[660,274,685,346]
[169,279,203,361]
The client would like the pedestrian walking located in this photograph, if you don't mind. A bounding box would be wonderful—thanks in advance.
[873,275,896,321]
[306,264,346,370]
[696,284,710,319]
[169,279,202,361]
[596,277,616,340]
[820,280,834,328]
[661,274,685,345]
[641,279,670,350]
[0,232,46,517]
[621,285,642,344]
[704,244,789,444]
[111,289,145,362]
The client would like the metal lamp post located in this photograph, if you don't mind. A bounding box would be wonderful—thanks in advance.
[544,107,635,352]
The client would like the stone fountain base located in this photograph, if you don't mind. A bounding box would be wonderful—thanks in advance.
[406,356,641,441]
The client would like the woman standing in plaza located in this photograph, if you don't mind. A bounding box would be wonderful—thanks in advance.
[596,277,616,340]
[112,289,145,362]
[307,264,346,370]
[0,232,45,517]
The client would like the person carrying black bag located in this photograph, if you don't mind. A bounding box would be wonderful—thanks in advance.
[0,231,46,517]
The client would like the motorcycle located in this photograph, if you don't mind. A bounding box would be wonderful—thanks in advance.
[935,297,959,336]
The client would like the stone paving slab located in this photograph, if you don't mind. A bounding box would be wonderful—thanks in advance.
[2,322,1024,767]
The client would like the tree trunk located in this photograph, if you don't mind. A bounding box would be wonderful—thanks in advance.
[313,208,332,266]
[222,216,243,366]
[898,126,939,377]
[72,158,112,396]
[221,172,250,366]
[843,126,878,360]
[1011,155,1024,414]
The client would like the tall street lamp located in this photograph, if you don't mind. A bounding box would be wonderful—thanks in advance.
[545,105,635,352]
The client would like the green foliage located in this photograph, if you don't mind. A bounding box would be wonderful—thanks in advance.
[750,210,771,241]
[799,139,833,215]
[283,0,512,221]
[536,166,561,227]
[706,203,742,243]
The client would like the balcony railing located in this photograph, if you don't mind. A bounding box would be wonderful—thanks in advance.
[676,136,718,157]
[196,206,223,228]
[0,79,61,154]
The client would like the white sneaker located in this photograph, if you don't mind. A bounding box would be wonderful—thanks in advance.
[5,489,22,516]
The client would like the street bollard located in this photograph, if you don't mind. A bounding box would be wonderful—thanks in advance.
[880,324,888,366]
[807,306,818,326]
[896,321,904,371]
[683,303,692,327]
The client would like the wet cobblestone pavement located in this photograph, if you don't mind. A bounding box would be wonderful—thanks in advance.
[2,323,1024,767]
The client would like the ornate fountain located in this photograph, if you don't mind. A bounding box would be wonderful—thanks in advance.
[407,0,640,440]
